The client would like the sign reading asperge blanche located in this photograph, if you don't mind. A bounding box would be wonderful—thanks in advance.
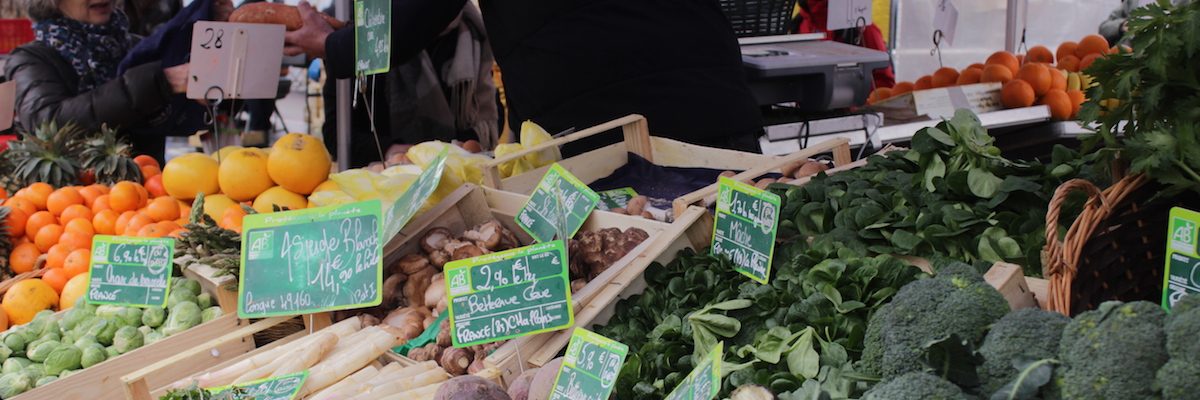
[665,342,723,400]
[444,240,573,347]
[516,164,600,243]
[711,177,780,284]
[354,0,391,75]
[1164,207,1200,310]
[86,235,174,308]
[238,201,383,318]
[549,328,628,400]
[208,370,308,400]
[596,187,637,211]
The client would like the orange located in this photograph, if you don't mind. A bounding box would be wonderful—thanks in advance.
[871,87,893,103]
[58,204,93,225]
[913,75,933,90]
[1058,55,1080,72]
[145,197,181,222]
[311,180,341,194]
[140,164,161,180]
[109,181,142,213]
[46,244,71,269]
[77,186,102,208]
[5,207,28,238]
[1001,79,1037,108]
[2,279,58,325]
[41,268,69,294]
[1076,34,1109,58]
[46,187,83,216]
[134,184,150,207]
[1017,63,1052,96]
[1041,89,1073,121]
[88,184,110,194]
[891,81,914,97]
[91,194,111,212]
[981,64,1014,84]
[931,67,959,88]
[1026,45,1054,64]
[162,153,221,201]
[1067,89,1086,118]
[968,62,986,70]
[33,223,63,252]
[6,197,36,216]
[135,223,169,238]
[24,182,53,211]
[268,133,332,195]
[178,202,192,221]
[220,207,247,233]
[24,211,56,241]
[59,231,92,251]
[63,248,90,278]
[93,209,119,235]
[956,68,983,85]
[64,217,94,237]
[253,186,307,213]
[1050,69,1067,92]
[125,214,154,237]
[1079,53,1101,72]
[1057,41,1078,62]
[144,174,167,198]
[134,155,160,169]
[9,243,39,274]
[59,274,88,310]
[986,51,1021,75]
[114,211,137,236]
[218,149,274,201]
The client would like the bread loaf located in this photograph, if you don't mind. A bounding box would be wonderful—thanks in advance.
[229,3,346,31]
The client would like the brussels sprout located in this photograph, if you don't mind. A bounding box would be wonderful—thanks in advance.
[73,335,98,349]
[104,346,119,359]
[167,290,198,309]
[34,375,57,388]
[175,278,202,297]
[2,358,31,375]
[0,371,34,398]
[68,315,96,338]
[119,308,143,327]
[43,345,81,376]
[58,368,76,378]
[162,302,202,337]
[2,330,26,353]
[80,346,106,368]
[201,307,224,323]
[24,311,58,337]
[37,331,60,343]
[27,341,61,363]
[197,292,213,309]
[112,326,144,355]
[85,318,121,346]
[21,364,44,381]
[58,308,91,332]
[94,305,125,320]
[141,307,166,328]
[0,344,11,364]
[144,331,164,345]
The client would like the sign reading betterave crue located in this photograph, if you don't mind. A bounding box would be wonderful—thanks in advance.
[549,328,628,400]
[444,241,573,347]
[516,164,600,243]
[1164,207,1200,310]
[711,177,780,284]
[354,0,390,75]
[86,235,174,308]
[238,201,383,318]
[208,370,308,400]
[665,342,723,400]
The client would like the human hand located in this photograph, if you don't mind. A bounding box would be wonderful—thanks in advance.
[163,64,190,94]
[1121,20,1129,33]
[212,0,233,22]
[284,1,334,58]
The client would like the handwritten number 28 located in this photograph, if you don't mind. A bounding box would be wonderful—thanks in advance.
[200,28,225,49]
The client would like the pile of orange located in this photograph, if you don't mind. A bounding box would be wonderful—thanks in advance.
[0,156,197,327]
[868,34,1123,121]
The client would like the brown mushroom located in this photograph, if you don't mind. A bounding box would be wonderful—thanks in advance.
[421,227,453,254]
[429,250,451,268]
[463,221,504,250]
[451,244,486,261]
[571,279,587,293]
[398,253,431,275]
[382,273,407,308]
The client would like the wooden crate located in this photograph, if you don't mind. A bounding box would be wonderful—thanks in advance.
[13,281,246,400]
[479,114,804,216]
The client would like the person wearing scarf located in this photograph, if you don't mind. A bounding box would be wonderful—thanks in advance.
[5,0,190,158]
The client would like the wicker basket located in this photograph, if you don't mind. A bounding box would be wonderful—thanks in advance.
[1043,174,1200,316]
[719,0,797,38]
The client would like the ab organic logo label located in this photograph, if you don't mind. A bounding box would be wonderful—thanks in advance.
[1171,217,1197,255]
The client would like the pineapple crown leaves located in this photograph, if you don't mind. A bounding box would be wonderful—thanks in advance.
[8,121,87,188]
[80,124,143,185]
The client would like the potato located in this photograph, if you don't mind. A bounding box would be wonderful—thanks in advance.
[433,375,511,400]
[754,178,776,189]
[780,160,805,177]
[626,196,648,216]
[795,161,830,178]
[719,170,737,178]
[506,368,539,400]
[526,357,563,400]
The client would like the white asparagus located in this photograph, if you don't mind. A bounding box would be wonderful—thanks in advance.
[364,361,438,386]
[378,382,443,400]
[171,317,362,389]
[308,365,381,400]
[318,326,382,364]
[233,332,339,384]
[349,370,449,400]
[298,327,399,397]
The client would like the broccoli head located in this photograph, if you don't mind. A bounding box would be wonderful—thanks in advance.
[1155,295,1200,400]
[861,262,1010,380]
[978,308,1069,395]
[862,372,972,400]
[1057,301,1167,400]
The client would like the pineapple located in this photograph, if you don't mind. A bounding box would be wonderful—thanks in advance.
[0,205,11,279]
[81,124,143,184]
[7,121,85,188]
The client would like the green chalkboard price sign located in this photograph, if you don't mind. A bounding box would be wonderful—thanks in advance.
[516,164,600,243]
[208,370,308,400]
[238,201,383,318]
[353,0,390,75]
[711,177,780,284]
[550,328,628,400]
[1164,207,1200,310]
[445,240,573,347]
[596,187,637,211]
[383,148,448,241]
[86,235,175,308]
[665,342,723,400]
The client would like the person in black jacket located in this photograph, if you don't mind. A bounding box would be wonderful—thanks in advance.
[284,0,764,154]
[5,0,190,156]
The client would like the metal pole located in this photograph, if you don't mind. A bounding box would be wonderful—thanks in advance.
[1004,0,1026,53]
[334,0,352,171]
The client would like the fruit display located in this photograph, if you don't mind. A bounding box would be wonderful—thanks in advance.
[868,34,1122,121]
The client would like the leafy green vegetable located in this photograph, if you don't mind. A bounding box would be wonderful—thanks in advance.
[162,302,202,337]
[43,345,82,376]
[142,307,166,328]
[0,371,33,398]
